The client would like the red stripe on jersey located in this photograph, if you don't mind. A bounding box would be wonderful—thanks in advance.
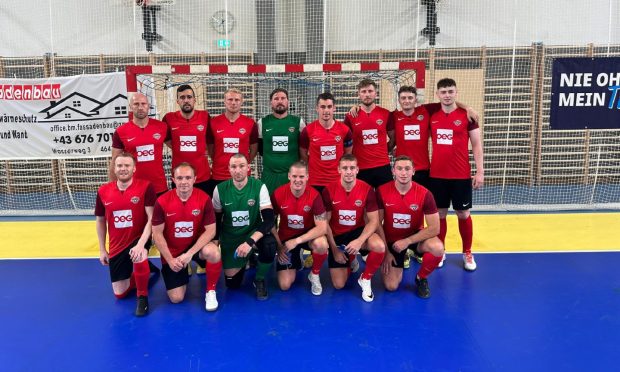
[162,110,211,183]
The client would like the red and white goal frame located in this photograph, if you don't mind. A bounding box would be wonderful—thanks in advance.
[125,61,426,100]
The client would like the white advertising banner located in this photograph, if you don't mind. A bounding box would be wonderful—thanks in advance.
[0,72,128,159]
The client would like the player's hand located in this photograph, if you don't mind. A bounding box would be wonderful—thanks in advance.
[277,245,290,265]
[99,250,109,266]
[170,257,185,272]
[466,107,480,123]
[392,239,409,253]
[348,105,360,118]
[235,242,253,258]
[129,246,148,263]
[332,248,347,264]
[472,173,484,189]
[345,239,363,255]
[284,238,298,252]
[178,252,192,267]
[381,252,396,275]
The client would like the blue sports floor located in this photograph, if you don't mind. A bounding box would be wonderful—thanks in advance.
[1,252,619,371]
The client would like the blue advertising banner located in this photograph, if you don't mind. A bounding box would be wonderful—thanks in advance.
[550,57,620,129]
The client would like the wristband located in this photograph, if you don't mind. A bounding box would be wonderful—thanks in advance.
[246,237,256,246]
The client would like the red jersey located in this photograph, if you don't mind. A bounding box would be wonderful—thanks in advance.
[430,107,479,179]
[152,188,215,263]
[393,104,437,171]
[163,110,211,183]
[377,181,437,243]
[112,118,168,193]
[272,184,326,242]
[207,113,258,180]
[322,179,377,236]
[95,179,156,258]
[299,120,352,187]
[344,106,393,169]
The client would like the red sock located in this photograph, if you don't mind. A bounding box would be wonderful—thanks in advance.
[311,252,327,275]
[417,252,443,279]
[361,251,385,280]
[458,216,473,254]
[205,261,222,291]
[133,260,150,297]
[114,276,136,299]
[439,218,447,243]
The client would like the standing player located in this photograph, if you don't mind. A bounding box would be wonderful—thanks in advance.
[429,78,484,271]
[111,93,168,195]
[377,155,444,298]
[344,79,394,188]
[299,92,353,193]
[95,152,157,316]
[151,163,222,311]
[323,154,385,302]
[163,84,211,193]
[272,161,329,295]
[258,88,305,194]
[212,154,276,300]
[206,88,259,196]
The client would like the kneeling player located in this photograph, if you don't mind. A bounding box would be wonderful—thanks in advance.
[152,163,222,311]
[212,154,276,300]
[323,154,385,302]
[378,156,444,298]
[272,161,329,295]
[95,152,158,316]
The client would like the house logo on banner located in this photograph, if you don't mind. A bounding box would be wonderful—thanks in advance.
[550,57,620,130]
[0,72,154,159]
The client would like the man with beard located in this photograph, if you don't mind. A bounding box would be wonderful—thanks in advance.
[257,88,305,194]
[163,84,212,194]
[111,93,168,195]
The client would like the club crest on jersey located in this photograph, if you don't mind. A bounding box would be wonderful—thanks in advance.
[376,119,383,126]
[454,120,462,126]
[288,127,295,133]
[303,205,311,212]
[355,199,362,207]
[417,115,424,121]
[131,196,140,204]
[192,209,200,216]
[239,128,246,134]
[198,125,205,131]
[153,133,161,140]
[335,136,341,142]
[247,199,256,207]
[410,204,419,211]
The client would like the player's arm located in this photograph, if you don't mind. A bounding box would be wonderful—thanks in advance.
[285,212,327,252]
[95,216,108,265]
[257,118,264,156]
[128,205,153,263]
[206,125,215,159]
[345,209,379,254]
[377,209,396,275]
[394,212,440,253]
[343,128,353,155]
[298,127,309,163]
[470,127,484,189]
[249,122,259,163]
[456,101,480,123]
[387,111,396,152]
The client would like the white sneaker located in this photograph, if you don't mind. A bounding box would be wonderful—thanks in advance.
[205,290,218,311]
[437,253,446,268]
[463,253,477,271]
[357,277,374,302]
[308,272,323,296]
[350,256,360,273]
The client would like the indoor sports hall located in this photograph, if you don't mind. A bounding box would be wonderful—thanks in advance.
[1,1,619,371]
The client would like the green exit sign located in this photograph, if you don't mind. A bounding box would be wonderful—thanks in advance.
[216,39,232,49]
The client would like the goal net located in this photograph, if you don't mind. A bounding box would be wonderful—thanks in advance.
[1,0,619,215]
